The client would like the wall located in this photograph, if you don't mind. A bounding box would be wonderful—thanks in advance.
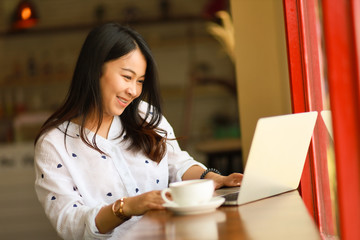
[230,0,292,162]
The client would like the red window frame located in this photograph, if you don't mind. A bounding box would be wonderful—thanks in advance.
[322,0,360,239]
[283,0,334,237]
[283,0,360,239]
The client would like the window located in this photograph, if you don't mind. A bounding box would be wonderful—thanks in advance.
[283,0,360,239]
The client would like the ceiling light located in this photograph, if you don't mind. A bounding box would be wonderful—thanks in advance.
[12,0,39,30]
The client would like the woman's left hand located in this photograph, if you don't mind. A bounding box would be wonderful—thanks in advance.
[220,173,243,188]
[182,165,243,189]
[206,172,243,189]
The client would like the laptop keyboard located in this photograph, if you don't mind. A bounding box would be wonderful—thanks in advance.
[223,192,239,202]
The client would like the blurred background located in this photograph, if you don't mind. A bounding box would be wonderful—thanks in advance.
[0,0,243,239]
[0,0,239,161]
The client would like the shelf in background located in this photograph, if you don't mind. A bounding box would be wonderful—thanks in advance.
[0,15,204,38]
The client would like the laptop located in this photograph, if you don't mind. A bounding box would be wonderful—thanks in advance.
[214,111,318,205]
[320,110,333,139]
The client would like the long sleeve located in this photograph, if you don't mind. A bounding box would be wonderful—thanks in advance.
[158,115,207,183]
[137,101,207,183]
[34,135,113,240]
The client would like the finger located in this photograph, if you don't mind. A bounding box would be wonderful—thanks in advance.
[148,202,166,210]
[156,197,166,205]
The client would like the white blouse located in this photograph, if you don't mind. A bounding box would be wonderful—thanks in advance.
[34,102,206,240]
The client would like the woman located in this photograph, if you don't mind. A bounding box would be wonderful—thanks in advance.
[34,22,242,239]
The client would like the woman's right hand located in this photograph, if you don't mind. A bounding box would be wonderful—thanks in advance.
[124,190,165,217]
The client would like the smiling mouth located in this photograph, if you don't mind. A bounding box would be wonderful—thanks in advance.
[117,97,129,104]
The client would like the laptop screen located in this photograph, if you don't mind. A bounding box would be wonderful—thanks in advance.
[237,111,318,205]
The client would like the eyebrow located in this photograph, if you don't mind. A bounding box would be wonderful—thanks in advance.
[121,68,145,78]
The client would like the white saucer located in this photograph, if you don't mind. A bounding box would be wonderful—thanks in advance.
[163,197,225,215]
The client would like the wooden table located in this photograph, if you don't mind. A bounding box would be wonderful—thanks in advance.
[123,190,321,240]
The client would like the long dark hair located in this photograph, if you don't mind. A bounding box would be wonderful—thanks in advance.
[35,22,166,162]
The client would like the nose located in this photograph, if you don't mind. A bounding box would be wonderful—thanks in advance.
[125,81,137,97]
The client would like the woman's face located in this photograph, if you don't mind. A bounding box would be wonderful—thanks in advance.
[100,48,146,119]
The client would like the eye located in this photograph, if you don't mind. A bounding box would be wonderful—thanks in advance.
[137,79,145,84]
[123,75,132,80]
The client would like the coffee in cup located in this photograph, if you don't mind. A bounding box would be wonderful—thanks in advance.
[161,179,214,206]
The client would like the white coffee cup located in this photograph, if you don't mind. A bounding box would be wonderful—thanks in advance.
[161,179,214,206]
